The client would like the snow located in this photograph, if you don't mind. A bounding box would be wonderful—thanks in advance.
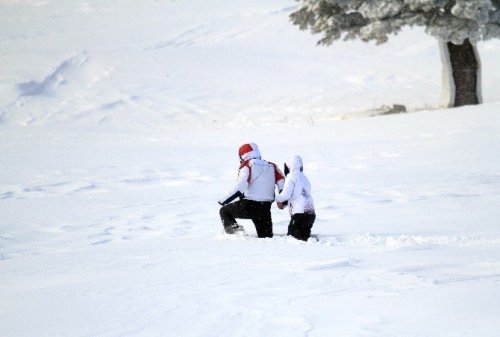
[1,1,500,336]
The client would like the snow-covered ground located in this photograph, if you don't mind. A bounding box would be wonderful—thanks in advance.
[1,1,500,336]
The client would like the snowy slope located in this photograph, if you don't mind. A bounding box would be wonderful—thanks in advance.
[2,0,499,129]
[1,1,500,337]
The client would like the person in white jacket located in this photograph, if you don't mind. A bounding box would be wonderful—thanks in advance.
[218,143,285,238]
[275,155,316,241]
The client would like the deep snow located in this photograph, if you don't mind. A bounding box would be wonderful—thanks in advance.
[1,1,500,337]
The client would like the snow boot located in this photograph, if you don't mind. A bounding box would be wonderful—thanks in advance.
[225,223,245,235]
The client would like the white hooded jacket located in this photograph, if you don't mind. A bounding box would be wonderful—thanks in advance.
[275,155,315,215]
[219,143,285,205]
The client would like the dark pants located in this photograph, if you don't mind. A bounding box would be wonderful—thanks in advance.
[219,199,273,238]
[288,213,316,241]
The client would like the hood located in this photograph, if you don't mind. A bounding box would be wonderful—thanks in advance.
[286,155,303,172]
[238,143,261,161]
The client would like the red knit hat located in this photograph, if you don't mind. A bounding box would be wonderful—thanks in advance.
[238,143,261,160]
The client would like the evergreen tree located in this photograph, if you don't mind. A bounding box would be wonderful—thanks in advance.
[290,0,500,107]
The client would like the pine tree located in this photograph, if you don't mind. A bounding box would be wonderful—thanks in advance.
[290,0,500,107]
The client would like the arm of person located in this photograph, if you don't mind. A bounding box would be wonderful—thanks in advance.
[218,166,250,205]
[275,174,295,204]
[273,164,285,192]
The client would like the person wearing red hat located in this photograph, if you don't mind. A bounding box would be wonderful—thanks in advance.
[218,143,285,238]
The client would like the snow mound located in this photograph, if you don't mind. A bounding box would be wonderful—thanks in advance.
[17,53,89,96]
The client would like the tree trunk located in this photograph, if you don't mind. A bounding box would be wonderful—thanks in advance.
[446,39,480,107]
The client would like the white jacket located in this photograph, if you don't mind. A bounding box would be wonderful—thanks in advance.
[275,155,315,215]
[219,143,285,205]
